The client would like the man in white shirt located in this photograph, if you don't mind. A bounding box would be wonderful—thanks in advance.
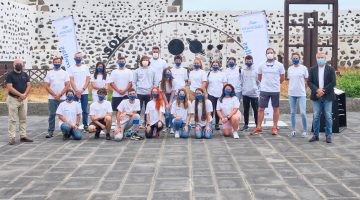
[225,57,242,99]
[150,46,167,85]
[171,55,188,93]
[88,88,113,140]
[253,48,285,135]
[68,52,91,130]
[44,57,70,138]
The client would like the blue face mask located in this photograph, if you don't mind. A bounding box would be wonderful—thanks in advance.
[74,58,82,64]
[53,64,61,69]
[317,59,325,66]
[194,64,200,69]
[212,66,220,71]
[224,90,232,96]
[66,95,74,101]
[98,95,105,101]
[118,63,125,68]
[175,62,182,67]
[97,68,104,73]
[292,59,300,65]
[152,93,159,99]
[228,63,235,68]
[196,94,203,101]
[129,95,136,101]
[245,62,253,67]
[165,73,171,78]
[179,94,185,100]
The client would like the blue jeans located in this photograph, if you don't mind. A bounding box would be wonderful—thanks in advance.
[48,99,63,133]
[60,123,82,140]
[74,94,88,126]
[236,92,242,100]
[173,119,191,138]
[194,122,213,139]
[164,93,175,128]
[288,96,307,132]
[312,98,333,137]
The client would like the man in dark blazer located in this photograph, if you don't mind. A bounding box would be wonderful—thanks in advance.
[308,52,336,143]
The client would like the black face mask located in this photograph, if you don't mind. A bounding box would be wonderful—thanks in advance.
[15,64,23,71]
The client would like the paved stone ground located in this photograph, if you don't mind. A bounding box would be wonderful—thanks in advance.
[0,113,360,200]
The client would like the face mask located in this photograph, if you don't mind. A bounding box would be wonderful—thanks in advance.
[97,68,104,73]
[179,94,185,100]
[317,58,325,66]
[15,64,23,71]
[292,59,300,65]
[175,62,182,67]
[165,73,171,78]
[142,61,149,67]
[129,95,136,101]
[152,93,159,99]
[193,64,200,69]
[74,58,82,64]
[53,64,61,69]
[245,62,253,67]
[118,63,125,68]
[98,95,105,101]
[153,53,159,59]
[228,63,235,68]
[212,66,220,71]
[266,53,274,60]
[224,90,232,96]
[66,95,74,101]
[196,94,203,101]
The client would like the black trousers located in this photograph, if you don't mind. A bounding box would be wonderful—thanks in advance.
[137,94,151,124]
[208,94,220,126]
[243,95,258,126]
[145,121,164,138]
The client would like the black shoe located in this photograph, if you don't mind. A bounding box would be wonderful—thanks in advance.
[45,132,53,138]
[326,136,332,143]
[94,131,100,139]
[84,125,89,131]
[240,125,249,131]
[309,136,319,142]
[215,125,220,130]
[106,133,111,140]
[63,133,70,140]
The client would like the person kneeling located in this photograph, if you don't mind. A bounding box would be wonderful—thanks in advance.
[56,89,83,140]
[217,84,241,139]
[88,88,113,140]
[145,87,165,138]
[171,89,191,138]
[114,88,143,141]
[190,88,213,139]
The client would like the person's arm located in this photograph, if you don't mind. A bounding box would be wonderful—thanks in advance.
[280,74,285,84]
[81,76,90,92]
[169,90,175,103]
[61,81,70,96]
[110,82,120,94]
[91,82,100,90]
[116,111,122,128]
[6,83,24,98]
[323,67,336,94]
[44,82,56,97]
[120,82,132,95]
[161,91,169,105]
[58,114,78,129]
[76,114,81,128]
[258,74,262,82]
[69,76,78,91]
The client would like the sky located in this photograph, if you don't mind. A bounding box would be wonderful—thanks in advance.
[183,0,358,11]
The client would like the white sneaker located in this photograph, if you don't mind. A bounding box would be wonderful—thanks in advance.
[170,128,175,134]
[302,132,308,138]
[162,127,168,132]
[175,131,180,138]
[288,131,296,137]
[233,132,239,139]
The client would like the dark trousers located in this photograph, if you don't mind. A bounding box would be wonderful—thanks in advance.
[112,96,129,111]
[145,121,164,138]
[137,94,151,124]
[243,95,258,126]
[208,95,220,126]
[74,94,88,126]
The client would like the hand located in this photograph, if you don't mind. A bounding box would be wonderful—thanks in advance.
[316,89,325,97]
[99,124,106,130]
[222,117,228,124]
[146,125,151,133]
[118,89,125,95]
[166,104,171,111]
[195,125,200,132]
[205,125,210,132]
[158,121,163,127]
[55,94,61,101]
[71,123,78,129]
[176,116,181,121]
[184,125,188,133]
[76,90,82,98]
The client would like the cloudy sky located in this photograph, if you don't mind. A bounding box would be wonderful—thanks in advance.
[183,0,358,11]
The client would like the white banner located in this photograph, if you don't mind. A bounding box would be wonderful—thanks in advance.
[52,16,78,70]
[239,12,273,120]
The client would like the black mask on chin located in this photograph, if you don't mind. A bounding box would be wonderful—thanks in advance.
[15,64,23,71]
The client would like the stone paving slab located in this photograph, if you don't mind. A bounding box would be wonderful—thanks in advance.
[0,113,360,200]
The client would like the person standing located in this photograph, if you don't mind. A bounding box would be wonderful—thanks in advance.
[159,68,175,134]
[150,46,167,85]
[44,57,70,138]
[6,59,33,145]
[188,58,207,101]
[287,53,309,137]
[91,62,109,102]
[170,55,188,94]
[308,52,336,143]
[68,52,91,130]
[240,55,259,131]
[224,57,242,99]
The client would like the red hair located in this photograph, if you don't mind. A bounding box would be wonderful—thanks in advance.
[150,87,164,111]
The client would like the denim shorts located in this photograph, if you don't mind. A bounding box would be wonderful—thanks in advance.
[259,91,280,108]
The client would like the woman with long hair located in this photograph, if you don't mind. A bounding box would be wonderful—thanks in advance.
[160,67,175,134]
[145,87,165,138]
[189,88,213,139]
[171,89,191,138]
[188,57,207,101]
[216,84,241,139]
[91,62,108,102]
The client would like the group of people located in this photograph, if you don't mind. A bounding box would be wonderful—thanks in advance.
[5,46,336,145]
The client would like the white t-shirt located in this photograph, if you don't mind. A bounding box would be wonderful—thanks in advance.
[56,101,82,128]
[44,69,70,100]
[89,100,112,118]
[68,64,91,94]
[159,80,175,95]
[258,60,285,93]
[91,74,108,98]
[216,96,240,116]
[171,67,188,92]
[288,65,309,97]
[189,69,207,92]
[190,99,213,127]
[171,100,191,121]
[109,68,133,97]
[207,71,227,98]
[150,58,167,84]
[145,100,165,126]
[318,66,325,89]
[225,67,242,93]
[117,99,141,124]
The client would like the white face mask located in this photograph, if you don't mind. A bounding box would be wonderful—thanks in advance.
[153,53,159,59]
[142,61,149,67]
[266,53,275,60]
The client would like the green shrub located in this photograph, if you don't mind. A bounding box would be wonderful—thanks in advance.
[337,70,360,97]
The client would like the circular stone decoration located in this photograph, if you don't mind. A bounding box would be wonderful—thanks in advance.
[168,39,185,55]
